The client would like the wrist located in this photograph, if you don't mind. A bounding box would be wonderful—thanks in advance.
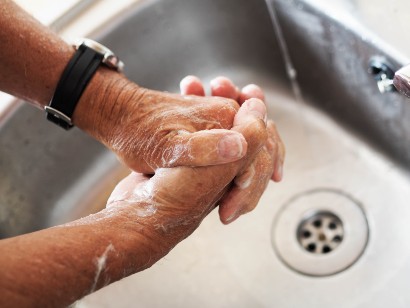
[72,67,142,143]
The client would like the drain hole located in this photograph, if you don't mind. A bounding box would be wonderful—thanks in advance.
[322,246,332,254]
[273,189,370,276]
[306,243,316,252]
[313,220,322,228]
[329,222,337,229]
[297,211,344,255]
[333,235,343,243]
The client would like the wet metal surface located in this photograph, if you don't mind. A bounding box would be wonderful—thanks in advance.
[1,0,410,307]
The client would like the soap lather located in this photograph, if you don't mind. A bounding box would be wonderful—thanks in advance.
[393,64,410,98]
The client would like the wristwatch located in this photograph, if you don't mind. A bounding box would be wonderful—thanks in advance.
[45,38,124,130]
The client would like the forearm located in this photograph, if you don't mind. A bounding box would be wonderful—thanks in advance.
[0,95,269,307]
[0,1,136,131]
[0,0,74,107]
[0,202,191,308]
[0,1,248,174]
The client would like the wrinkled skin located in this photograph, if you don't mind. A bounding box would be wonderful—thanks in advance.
[109,76,285,224]
[0,0,284,192]
[79,72,248,174]
[1,0,282,184]
[107,96,270,233]
[118,92,245,172]
[0,1,288,305]
[180,75,285,223]
[0,98,272,308]
[77,71,282,179]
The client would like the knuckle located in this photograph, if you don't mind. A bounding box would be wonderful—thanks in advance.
[267,119,276,127]
[222,97,240,112]
[206,97,238,129]
[267,120,278,136]
[254,119,268,140]
[158,135,188,167]
[245,119,268,151]
[266,137,278,153]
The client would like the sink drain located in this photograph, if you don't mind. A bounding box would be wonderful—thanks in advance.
[297,211,344,254]
[272,189,369,277]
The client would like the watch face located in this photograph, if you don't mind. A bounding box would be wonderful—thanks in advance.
[74,38,124,72]
[104,55,124,72]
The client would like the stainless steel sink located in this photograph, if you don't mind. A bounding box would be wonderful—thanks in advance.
[2,0,410,307]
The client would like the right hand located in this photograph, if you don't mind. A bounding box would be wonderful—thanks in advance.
[74,69,248,174]
[106,97,271,256]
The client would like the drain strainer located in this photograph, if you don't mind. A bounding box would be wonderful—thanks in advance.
[297,211,344,254]
[272,189,369,277]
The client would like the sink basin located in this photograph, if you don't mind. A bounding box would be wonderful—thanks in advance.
[2,0,410,307]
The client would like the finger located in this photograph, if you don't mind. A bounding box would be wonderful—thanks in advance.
[163,96,268,167]
[216,98,269,223]
[180,75,205,96]
[218,119,282,223]
[239,84,265,105]
[266,120,285,182]
[229,98,268,159]
[210,76,240,100]
[148,100,269,219]
[162,129,248,167]
[234,98,267,127]
[218,147,274,224]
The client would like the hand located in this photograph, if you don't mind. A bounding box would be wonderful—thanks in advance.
[107,97,269,256]
[0,82,281,308]
[74,70,248,174]
[179,76,285,223]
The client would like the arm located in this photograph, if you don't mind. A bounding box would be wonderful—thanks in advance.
[0,99,270,307]
[0,0,73,107]
[0,2,285,222]
[0,0,245,172]
[1,204,154,307]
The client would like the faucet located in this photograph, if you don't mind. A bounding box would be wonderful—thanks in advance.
[394,64,410,98]
[368,57,396,93]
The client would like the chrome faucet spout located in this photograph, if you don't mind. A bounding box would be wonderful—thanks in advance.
[393,64,410,98]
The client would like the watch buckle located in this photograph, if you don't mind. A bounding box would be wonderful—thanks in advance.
[44,106,73,127]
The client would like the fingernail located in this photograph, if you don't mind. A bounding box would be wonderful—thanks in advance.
[277,164,283,181]
[226,211,239,224]
[234,163,255,189]
[246,99,266,121]
[218,134,245,160]
[179,77,190,94]
[180,75,204,96]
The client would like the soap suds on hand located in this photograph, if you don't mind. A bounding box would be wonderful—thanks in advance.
[90,243,115,293]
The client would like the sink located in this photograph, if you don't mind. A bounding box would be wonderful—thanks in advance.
[1,0,410,307]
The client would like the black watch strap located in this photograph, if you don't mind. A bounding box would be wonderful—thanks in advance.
[45,44,104,130]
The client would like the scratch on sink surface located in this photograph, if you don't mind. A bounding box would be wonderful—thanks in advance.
[90,243,115,293]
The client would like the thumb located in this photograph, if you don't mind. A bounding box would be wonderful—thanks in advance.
[163,129,248,167]
[230,98,268,157]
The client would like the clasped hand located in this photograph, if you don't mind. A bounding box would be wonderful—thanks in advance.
[107,76,285,226]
